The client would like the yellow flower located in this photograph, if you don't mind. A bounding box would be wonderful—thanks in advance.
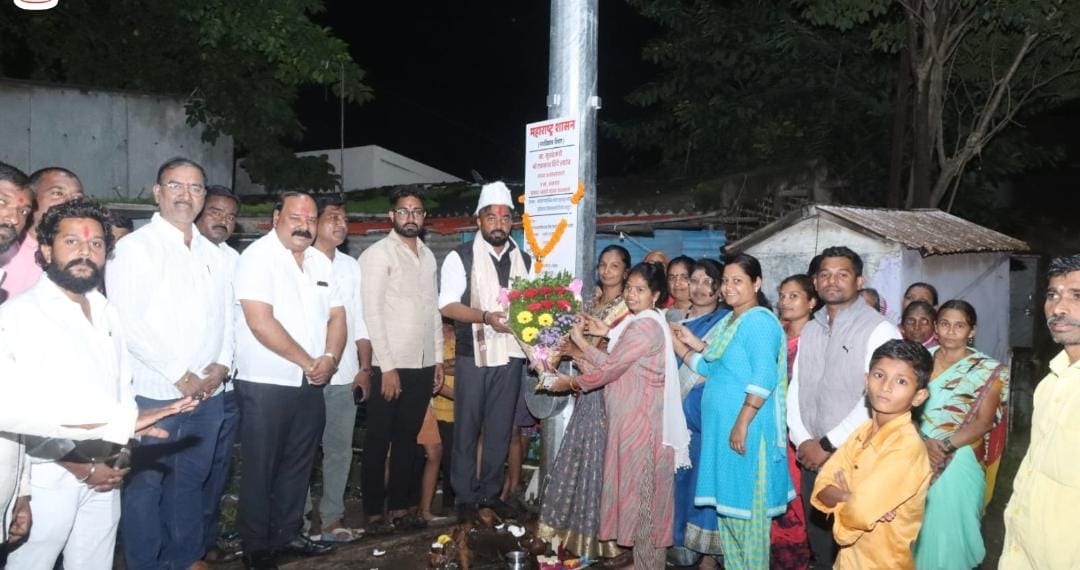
[517,310,534,324]
[537,313,554,327]
[522,327,539,342]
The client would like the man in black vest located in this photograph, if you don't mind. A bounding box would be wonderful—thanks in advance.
[439,181,531,520]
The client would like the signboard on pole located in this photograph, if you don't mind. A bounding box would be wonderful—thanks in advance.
[523,117,579,276]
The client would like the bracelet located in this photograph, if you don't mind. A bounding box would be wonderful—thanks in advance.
[480,310,488,325]
[742,401,761,410]
[681,347,694,362]
[942,437,958,453]
[76,463,97,483]
[322,352,337,363]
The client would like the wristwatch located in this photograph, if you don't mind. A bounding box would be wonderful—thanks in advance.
[819,436,837,453]
[941,437,958,454]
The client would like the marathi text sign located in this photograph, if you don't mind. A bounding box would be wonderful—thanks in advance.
[524,117,579,276]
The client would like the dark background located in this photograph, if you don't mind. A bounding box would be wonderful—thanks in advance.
[297,0,659,182]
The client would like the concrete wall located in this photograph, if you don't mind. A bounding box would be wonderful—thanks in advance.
[905,250,1012,362]
[0,80,233,198]
[743,216,900,307]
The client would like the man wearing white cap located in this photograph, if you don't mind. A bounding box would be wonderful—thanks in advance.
[439,181,531,520]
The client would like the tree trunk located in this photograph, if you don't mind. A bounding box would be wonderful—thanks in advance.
[886,48,912,208]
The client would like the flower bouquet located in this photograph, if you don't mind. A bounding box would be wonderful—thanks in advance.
[500,271,583,390]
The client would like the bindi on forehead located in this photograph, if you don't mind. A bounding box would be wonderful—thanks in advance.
[81,225,91,239]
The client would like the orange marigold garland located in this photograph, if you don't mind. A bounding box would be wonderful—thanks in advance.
[522,213,568,274]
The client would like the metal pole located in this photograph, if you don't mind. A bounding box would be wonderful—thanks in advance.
[540,0,600,480]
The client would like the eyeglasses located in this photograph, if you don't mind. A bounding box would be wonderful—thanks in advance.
[667,274,690,284]
[162,181,207,196]
[393,208,427,218]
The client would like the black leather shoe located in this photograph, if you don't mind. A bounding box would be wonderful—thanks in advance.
[479,497,518,519]
[277,535,333,557]
[241,550,278,569]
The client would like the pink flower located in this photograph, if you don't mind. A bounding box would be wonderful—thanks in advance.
[497,288,510,306]
[567,278,583,300]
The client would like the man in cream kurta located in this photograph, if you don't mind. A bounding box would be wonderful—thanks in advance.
[1001,254,1080,570]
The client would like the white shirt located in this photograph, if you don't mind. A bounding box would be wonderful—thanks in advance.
[437,242,513,309]
[234,232,344,387]
[0,277,138,445]
[105,214,234,400]
[787,320,901,447]
[321,249,368,386]
[218,242,240,393]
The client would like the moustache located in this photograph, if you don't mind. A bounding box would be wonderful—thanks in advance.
[0,223,15,232]
[211,225,228,232]
[291,229,313,239]
[65,258,100,272]
[1047,315,1080,328]
[174,200,193,208]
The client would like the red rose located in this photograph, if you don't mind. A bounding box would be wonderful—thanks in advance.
[539,286,553,295]
[541,300,554,310]
[555,286,566,294]
[508,290,521,301]
[528,302,543,311]
[524,289,538,299]
[557,300,572,311]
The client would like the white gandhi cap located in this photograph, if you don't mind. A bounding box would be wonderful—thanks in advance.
[474,181,514,215]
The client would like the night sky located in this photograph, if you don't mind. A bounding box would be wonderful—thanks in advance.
[296,0,658,182]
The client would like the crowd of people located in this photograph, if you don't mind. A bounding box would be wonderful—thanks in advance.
[0,157,1075,570]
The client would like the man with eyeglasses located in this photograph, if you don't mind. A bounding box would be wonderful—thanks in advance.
[106,157,234,570]
[359,185,443,534]
[0,166,84,301]
[438,181,530,521]
[193,185,243,563]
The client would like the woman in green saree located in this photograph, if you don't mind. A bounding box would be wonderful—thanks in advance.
[913,300,1009,569]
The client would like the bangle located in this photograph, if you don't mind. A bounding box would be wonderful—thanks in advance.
[480,310,488,325]
[76,463,97,483]
[681,347,693,362]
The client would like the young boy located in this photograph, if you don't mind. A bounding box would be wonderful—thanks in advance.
[812,339,933,569]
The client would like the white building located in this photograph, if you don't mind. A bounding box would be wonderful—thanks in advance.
[724,205,1029,362]
[234,144,461,195]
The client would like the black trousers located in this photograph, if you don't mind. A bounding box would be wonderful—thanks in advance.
[450,357,523,505]
[234,379,325,553]
[801,466,839,568]
[437,420,455,508]
[360,366,434,515]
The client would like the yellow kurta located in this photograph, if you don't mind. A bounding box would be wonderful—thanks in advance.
[811,415,931,570]
[1000,351,1080,570]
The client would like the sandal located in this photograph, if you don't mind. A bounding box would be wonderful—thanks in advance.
[364,519,396,537]
[317,527,364,543]
[391,514,428,531]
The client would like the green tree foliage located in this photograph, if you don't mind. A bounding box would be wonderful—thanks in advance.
[609,0,895,202]
[0,0,372,191]
[798,0,1080,208]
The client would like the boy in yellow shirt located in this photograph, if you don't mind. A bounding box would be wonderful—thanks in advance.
[812,339,933,569]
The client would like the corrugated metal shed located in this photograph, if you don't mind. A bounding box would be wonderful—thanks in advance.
[726,205,1029,257]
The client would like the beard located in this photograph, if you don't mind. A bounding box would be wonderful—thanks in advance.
[46,258,102,294]
[393,221,421,238]
[0,224,18,254]
[482,229,508,247]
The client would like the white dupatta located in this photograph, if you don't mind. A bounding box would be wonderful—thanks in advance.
[607,309,691,471]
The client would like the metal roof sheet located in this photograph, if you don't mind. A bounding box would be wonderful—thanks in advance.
[726,205,1029,256]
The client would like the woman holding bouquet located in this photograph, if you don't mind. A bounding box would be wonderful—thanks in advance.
[548,261,690,569]
[671,254,793,570]
[538,245,630,560]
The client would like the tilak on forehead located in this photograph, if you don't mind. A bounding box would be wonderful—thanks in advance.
[82,225,91,239]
